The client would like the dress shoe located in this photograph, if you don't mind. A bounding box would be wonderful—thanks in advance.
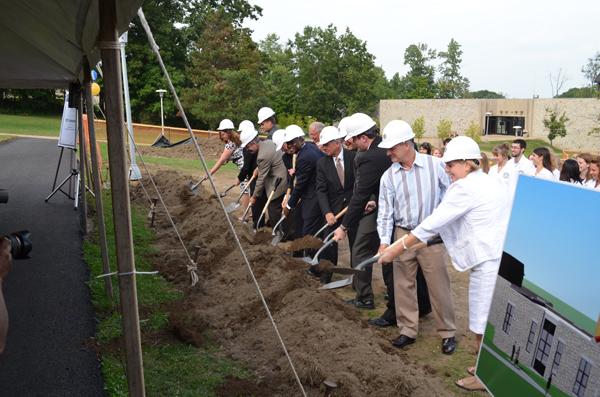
[368,317,395,327]
[344,298,375,310]
[391,334,416,349]
[442,337,457,355]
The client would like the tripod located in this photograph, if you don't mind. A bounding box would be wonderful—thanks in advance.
[45,147,81,210]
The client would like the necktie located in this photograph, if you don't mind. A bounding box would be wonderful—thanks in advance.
[335,157,344,188]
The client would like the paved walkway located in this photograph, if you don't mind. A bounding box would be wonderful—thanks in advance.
[0,138,104,396]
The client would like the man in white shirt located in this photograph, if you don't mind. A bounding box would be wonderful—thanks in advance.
[376,120,457,354]
[505,139,534,197]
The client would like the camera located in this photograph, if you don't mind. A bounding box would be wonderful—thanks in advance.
[0,189,33,259]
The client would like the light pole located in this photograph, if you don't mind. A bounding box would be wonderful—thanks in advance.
[119,32,141,180]
[156,89,167,141]
[485,112,492,136]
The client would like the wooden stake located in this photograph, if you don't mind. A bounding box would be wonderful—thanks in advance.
[99,1,146,395]
[83,59,114,300]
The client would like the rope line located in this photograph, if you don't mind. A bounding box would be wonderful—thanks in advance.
[137,8,307,396]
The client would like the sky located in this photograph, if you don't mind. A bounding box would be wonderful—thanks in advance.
[245,0,600,99]
[503,176,600,322]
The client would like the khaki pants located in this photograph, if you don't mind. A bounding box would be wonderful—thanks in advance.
[393,227,456,339]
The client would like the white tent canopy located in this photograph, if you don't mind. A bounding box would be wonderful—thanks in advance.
[0,0,142,89]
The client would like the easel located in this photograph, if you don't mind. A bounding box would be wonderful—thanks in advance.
[45,89,93,209]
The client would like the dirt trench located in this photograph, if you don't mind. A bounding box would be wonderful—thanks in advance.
[130,170,453,396]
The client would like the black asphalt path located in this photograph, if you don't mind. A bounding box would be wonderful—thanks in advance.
[0,138,104,396]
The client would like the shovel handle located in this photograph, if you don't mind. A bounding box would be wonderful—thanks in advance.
[220,184,236,197]
[241,203,252,221]
[190,176,208,191]
[355,237,439,271]
[314,206,349,238]
[271,215,286,236]
[310,238,337,265]
[257,177,283,228]
[233,173,257,203]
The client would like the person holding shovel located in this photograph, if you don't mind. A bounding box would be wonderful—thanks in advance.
[241,123,288,228]
[378,136,510,392]
[315,126,356,283]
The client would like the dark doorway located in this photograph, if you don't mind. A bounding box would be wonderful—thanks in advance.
[487,116,525,135]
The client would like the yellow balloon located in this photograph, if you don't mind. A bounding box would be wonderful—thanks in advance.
[91,82,101,96]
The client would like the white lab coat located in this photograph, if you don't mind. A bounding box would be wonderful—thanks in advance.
[413,170,510,272]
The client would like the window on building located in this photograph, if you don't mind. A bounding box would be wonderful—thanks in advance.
[533,319,556,376]
[572,358,591,397]
[550,341,564,376]
[526,320,537,352]
[502,303,514,334]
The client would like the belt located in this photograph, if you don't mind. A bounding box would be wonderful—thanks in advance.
[395,225,413,231]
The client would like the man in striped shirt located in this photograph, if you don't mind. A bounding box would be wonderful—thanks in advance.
[377,120,457,355]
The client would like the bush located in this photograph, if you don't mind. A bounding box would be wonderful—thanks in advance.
[412,116,425,141]
[436,119,452,141]
[465,121,482,143]
[277,113,318,130]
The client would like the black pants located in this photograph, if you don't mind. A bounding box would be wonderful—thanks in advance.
[350,212,379,301]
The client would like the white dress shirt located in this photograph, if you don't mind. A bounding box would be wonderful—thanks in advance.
[535,167,555,181]
[377,153,450,245]
[412,170,510,271]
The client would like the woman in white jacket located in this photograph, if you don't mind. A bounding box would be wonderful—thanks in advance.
[378,136,510,391]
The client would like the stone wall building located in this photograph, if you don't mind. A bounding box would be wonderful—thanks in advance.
[488,276,600,397]
[379,99,600,152]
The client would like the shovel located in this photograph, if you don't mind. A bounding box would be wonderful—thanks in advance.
[219,184,237,198]
[355,235,443,271]
[319,275,353,290]
[270,215,287,245]
[189,175,208,191]
[240,202,252,222]
[313,207,348,238]
[256,177,283,230]
[225,173,256,213]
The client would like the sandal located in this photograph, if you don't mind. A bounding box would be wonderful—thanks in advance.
[455,376,486,392]
[467,366,476,376]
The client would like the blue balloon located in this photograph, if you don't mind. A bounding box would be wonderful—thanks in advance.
[91,70,98,81]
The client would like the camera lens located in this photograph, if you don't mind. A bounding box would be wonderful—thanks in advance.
[6,230,32,260]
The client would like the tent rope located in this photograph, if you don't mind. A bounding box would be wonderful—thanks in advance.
[137,8,307,397]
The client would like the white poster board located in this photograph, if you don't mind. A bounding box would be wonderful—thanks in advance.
[58,91,78,149]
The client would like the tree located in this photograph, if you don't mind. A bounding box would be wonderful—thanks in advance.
[288,25,383,122]
[259,34,298,116]
[464,121,482,143]
[549,68,568,98]
[412,116,425,142]
[125,0,262,125]
[556,87,598,98]
[436,119,452,141]
[582,52,600,87]
[469,89,505,99]
[543,107,569,146]
[400,43,437,99]
[182,10,265,128]
[437,39,470,98]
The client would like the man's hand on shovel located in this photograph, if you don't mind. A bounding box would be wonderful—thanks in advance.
[333,225,347,242]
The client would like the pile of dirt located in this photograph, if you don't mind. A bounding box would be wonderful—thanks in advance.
[130,170,452,396]
[138,135,225,161]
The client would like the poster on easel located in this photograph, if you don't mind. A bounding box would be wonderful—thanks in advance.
[476,176,600,396]
[58,91,78,149]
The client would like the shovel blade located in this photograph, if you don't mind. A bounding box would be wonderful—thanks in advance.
[225,202,240,213]
[319,276,353,290]
[330,267,361,275]
[270,232,283,246]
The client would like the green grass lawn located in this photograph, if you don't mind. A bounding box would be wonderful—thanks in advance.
[84,191,250,396]
[479,139,562,156]
[0,113,61,136]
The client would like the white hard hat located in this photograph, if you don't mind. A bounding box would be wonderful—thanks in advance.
[237,119,254,132]
[319,126,346,145]
[283,124,305,143]
[217,118,234,131]
[345,113,376,141]
[378,120,415,149]
[337,117,351,136]
[441,136,482,163]
[272,129,286,151]
[257,107,275,123]
[240,125,258,148]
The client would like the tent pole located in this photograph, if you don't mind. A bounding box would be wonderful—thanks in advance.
[83,59,114,300]
[99,1,146,396]
[77,90,88,232]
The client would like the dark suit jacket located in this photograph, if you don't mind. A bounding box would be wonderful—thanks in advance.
[287,142,325,208]
[316,148,356,216]
[341,135,392,230]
